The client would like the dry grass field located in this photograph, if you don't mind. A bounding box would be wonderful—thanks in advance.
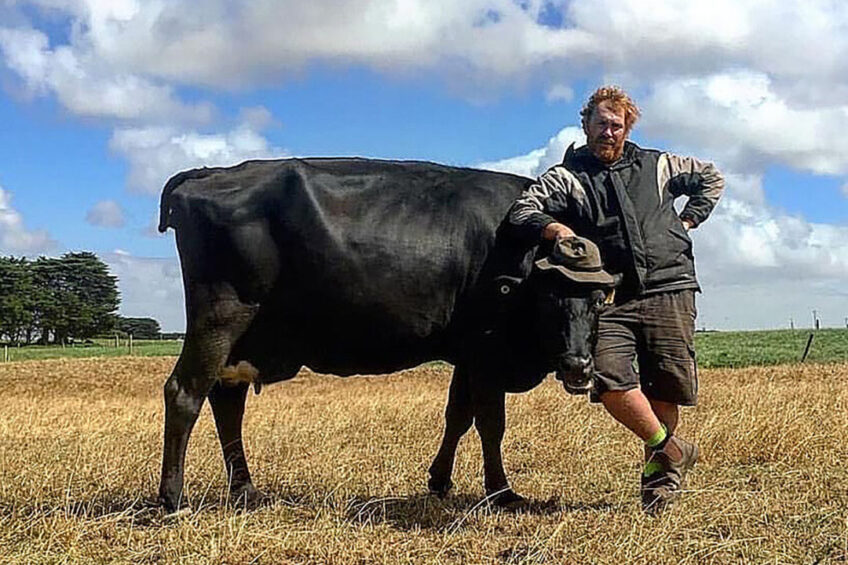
[1,356,847,564]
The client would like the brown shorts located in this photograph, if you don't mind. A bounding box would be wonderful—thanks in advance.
[591,290,698,406]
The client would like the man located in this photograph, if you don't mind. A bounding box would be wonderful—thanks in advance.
[506,86,724,513]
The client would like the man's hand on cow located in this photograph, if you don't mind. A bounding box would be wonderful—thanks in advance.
[681,219,694,231]
[543,222,576,241]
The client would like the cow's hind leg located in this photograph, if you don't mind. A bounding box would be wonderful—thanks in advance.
[208,381,263,507]
[158,289,256,512]
[428,367,473,497]
[158,354,212,512]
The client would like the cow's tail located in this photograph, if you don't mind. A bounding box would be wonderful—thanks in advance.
[158,168,214,233]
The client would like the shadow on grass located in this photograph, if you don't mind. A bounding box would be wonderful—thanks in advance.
[340,492,616,531]
[0,495,167,525]
[0,487,617,532]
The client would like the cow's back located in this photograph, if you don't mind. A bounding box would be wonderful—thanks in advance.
[161,158,531,377]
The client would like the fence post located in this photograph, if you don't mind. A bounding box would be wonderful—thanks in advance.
[129,333,133,355]
[3,345,7,363]
[801,333,815,363]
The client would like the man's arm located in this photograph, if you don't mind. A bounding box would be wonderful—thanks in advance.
[661,154,725,229]
[506,166,585,241]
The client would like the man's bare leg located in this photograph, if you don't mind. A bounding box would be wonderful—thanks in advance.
[599,389,664,442]
[600,389,687,464]
[602,388,697,514]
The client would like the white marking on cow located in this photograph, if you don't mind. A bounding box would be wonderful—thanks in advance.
[220,360,260,384]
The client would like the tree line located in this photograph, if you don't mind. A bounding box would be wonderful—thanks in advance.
[0,252,161,345]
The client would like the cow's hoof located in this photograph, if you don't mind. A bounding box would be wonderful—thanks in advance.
[230,483,267,509]
[152,493,188,515]
[488,489,527,510]
[427,476,454,498]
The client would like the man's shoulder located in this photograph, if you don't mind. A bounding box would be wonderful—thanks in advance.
[538,162,582,185]
[626,142,665,160]
[631,142,715,164]
[560,143,592,170]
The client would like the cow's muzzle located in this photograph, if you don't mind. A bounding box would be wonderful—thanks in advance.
[555,356,594,395]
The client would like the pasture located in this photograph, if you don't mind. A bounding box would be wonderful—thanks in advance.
[1,355,847,563]
[3,328,847,367]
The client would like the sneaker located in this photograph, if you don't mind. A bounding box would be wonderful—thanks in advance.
[641,436,698,514]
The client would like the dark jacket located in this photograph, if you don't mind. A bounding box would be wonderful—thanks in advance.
[506,141,724,296]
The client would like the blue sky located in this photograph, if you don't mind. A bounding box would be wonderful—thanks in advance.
[2,1,848,331]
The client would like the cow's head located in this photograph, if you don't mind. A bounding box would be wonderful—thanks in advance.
[528,236,619,395]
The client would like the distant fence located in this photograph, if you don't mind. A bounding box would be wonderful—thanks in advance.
[0,338,184,363]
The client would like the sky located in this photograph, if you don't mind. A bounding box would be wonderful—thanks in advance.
[1,0,848,332]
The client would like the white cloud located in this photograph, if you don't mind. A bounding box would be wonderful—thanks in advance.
[692,177,848,285]
[0,186,56,255]
[3,1,845,93]
[640,71,848,175]
[108,116,285,194]
[478,126,585,178]
[85,199,125,228]
[3,0,848,183]
[0,26,212,124]
[545,84,574,103]
[103,249,185,332]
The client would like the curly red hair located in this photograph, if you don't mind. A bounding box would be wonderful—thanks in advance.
[580,86,641,133]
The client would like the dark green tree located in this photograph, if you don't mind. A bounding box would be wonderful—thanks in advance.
[32,256,66,344]
[0,257,35,343]
[117,316,161,339]
[32,252,119,343]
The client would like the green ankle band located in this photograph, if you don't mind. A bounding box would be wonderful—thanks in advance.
[645,426,667,448]
[643,461,663,477]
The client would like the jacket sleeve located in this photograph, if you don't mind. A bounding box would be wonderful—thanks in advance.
[505,166,585,243]
[660,153,725,227]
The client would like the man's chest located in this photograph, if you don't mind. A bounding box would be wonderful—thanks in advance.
[576,160,660,219]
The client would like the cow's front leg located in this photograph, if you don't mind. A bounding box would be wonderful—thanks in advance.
[428,367,473,497]
[473,389,526,509]
[208,381,263,508]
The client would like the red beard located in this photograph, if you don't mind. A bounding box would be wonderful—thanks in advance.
[589,138,625,164]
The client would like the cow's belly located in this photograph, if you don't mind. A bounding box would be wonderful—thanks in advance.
[297,321,451,375]
[230,301,458,381]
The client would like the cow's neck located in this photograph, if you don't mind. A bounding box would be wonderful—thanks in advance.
[497,288,550,378]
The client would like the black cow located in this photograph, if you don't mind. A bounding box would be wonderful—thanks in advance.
[156,158,614,511]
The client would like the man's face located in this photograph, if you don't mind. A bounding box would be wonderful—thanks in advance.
[584,100,627,164]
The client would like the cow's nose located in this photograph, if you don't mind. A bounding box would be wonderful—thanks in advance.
[570,356,592,372]
[557,356,594,396]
